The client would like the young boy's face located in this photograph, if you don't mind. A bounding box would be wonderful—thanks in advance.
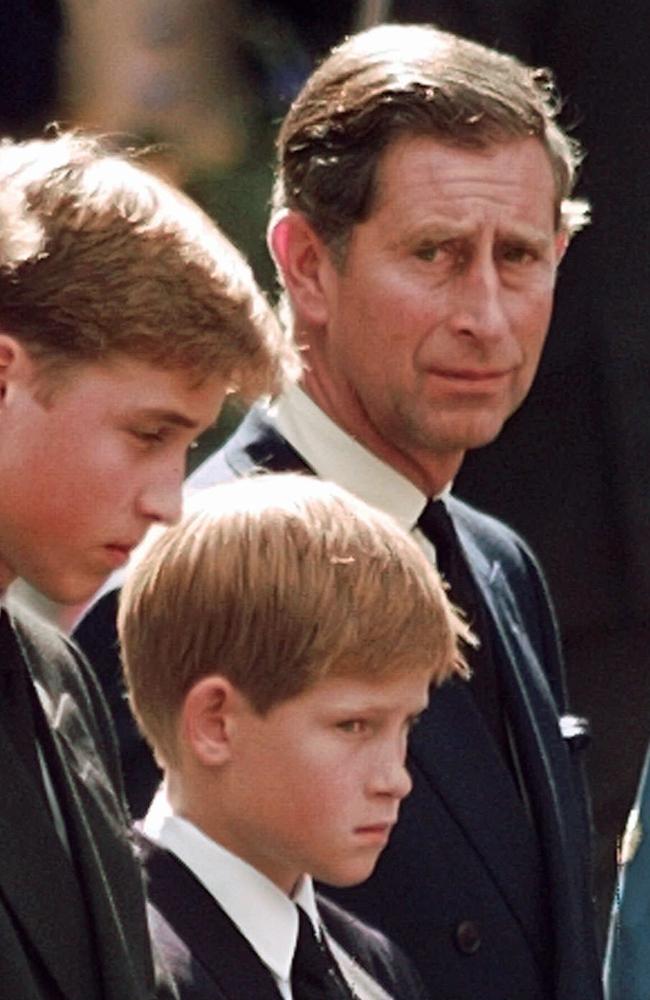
[216,669,432,894]
[0,346,226,603]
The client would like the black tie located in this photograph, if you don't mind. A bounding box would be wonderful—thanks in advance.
[416,499,510,760]
[0,609,47,800]
[291,906,354,1000]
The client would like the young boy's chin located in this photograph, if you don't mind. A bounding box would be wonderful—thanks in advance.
[314,849,384,889]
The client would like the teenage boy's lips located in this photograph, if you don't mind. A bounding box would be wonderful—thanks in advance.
[103,542,137,568]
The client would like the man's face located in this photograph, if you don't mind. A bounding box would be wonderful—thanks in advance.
[304,134,565,482]
[0,350,227,603]
[214,670,431,894]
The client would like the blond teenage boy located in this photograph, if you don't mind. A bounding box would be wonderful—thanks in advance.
[0,131,293,1000]
[118,474,472,1000]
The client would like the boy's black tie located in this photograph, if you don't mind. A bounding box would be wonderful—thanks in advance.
[416,499,510,760]
[291,905,354,1000]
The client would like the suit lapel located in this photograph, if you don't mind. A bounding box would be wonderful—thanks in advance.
[142,839,282,1000]
[41,691,154,1000]
[453,512,597,982]
[6,615,152,1000]
[0,708,101,1000]
[461,528,595,982]
[458,518,574,862]
[223,407,313,477]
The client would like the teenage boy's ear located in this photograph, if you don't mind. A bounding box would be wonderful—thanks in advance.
[180,675,241,767]
[268,209,337,330]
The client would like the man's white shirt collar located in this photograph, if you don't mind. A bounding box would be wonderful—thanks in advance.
[274,384,430,532]
[143,790,320,990]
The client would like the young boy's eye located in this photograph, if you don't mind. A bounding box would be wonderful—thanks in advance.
[337,719,368,735]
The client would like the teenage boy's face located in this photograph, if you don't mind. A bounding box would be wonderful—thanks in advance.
[218,669,432,894]
[0,343,226,603]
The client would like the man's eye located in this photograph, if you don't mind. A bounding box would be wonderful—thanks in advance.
[501,244,535,264]
[415,243,440,262]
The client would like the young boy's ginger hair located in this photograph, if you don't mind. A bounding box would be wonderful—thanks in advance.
[118,474,474,767]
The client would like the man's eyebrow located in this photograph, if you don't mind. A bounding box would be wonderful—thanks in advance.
[397,219,552,246]
[497,224,553,248]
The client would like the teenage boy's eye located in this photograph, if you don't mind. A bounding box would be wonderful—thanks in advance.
[132,428,167,445]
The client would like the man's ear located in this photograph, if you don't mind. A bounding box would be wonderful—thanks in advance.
[268,210,334,328]
[554,229,569,265]
[180,675,239,767]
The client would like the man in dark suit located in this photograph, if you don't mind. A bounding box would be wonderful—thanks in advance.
[76,23,602,1000]
[0,131,287,999]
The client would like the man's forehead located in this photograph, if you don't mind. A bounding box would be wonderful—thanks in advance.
[369,134,556,221]
[375,131,550,180]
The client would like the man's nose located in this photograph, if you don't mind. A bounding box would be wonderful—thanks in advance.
[449,258,508,342]
[137,468,184,526]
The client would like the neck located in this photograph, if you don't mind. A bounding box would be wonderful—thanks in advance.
[299,370,462,497]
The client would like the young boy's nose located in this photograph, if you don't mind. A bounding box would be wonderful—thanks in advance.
[370,746,413,801]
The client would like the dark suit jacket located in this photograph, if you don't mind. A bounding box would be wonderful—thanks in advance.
[75,407,602,999]
[1,604,173,1000]
[138,833,429,1000]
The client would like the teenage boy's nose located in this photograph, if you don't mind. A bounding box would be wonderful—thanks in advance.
[138,470,183,525]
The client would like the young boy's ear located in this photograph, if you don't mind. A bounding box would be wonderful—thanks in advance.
[0,334,29,403]
[180,676,238,767]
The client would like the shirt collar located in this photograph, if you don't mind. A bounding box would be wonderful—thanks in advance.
[274,385,448,531]
[143,789,321,985]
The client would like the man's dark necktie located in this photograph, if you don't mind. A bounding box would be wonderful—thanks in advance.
[417,499,511,761]
[291,906,355,1000]
[0,609,47,801]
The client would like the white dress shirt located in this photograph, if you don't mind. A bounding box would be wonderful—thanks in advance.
[274,385,447,563]
[143,788,393,999]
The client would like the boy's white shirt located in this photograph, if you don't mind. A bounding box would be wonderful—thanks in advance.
[143,786,393,1000]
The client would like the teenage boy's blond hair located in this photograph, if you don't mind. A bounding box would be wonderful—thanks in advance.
[0,131,297,397]
[119,473,474,767]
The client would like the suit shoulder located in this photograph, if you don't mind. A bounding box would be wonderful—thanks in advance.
[446,493,543,573]
[318,895,429,999]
